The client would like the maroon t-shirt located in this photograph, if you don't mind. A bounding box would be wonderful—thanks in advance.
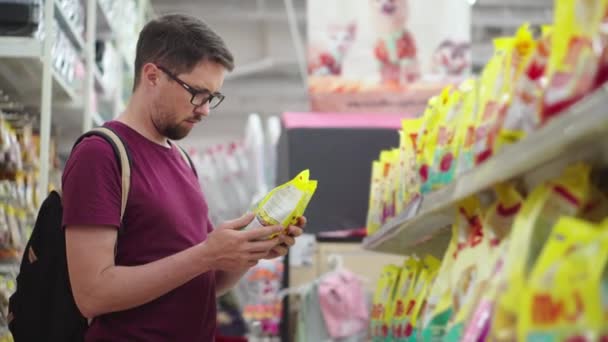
[62,121,216,341]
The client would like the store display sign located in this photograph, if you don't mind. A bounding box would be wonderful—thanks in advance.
[307,0,471,115]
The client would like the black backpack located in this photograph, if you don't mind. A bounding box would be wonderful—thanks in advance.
[7,126,196,341]
[7,127,133,341]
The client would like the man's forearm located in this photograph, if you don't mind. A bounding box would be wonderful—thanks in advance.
[215,269,248,297]
[72,242,215,318]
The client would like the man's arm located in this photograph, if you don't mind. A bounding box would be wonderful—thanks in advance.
[215,269,248,297]
[66,225,213,318]
[66,217,283,318]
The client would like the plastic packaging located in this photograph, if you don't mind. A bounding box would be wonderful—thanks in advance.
[415,98,437,193]
[419,94,445,194]
[473,37,514,165]
[453,79,479,177]
[517,217,602,341]
[403,255,441,341]
[367,161,383,235]
[541,0,607,122]
[460,183,524,342]
[371,264,402,341]
[443,196,487,341]
[488,24,537,156]
[428,88,460,189]
[420,222,459,342]
[243,170,317,238]
[399,118,424,211]
[392,258,421,340]
[498,25,553,148]
[490,163,592,341]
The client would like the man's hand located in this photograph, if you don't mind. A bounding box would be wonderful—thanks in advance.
[265,216,306,259]
[203,214,283,271]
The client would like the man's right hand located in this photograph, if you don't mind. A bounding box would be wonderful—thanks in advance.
[202,214,283,271]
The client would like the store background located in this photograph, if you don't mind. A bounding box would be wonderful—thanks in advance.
[3,0,590,342]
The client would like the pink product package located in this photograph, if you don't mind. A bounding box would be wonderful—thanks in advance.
[318,270,370,339]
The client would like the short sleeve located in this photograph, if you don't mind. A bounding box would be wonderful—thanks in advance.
[62,136,122,229]
[206,216,215,234]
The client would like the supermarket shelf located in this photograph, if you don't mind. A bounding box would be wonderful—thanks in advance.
[96,0,113,39]
[0,36,41,58]
[92,112,104,126]
[54,0,85,53]
[362,84,608,256]
[0,37,79,105]
[94,67,106,95]
[96,0,132,69]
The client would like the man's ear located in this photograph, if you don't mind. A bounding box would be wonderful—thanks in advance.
[141,63,161,88]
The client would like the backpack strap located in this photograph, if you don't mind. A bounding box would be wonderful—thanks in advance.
[73,127,132,223]
[174,144,198,178]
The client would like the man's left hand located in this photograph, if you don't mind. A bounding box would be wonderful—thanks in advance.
[264,217,306,259]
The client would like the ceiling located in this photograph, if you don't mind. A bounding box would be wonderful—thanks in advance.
[150,0,554,148]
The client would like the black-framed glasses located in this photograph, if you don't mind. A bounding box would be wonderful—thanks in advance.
[157,65,225,109]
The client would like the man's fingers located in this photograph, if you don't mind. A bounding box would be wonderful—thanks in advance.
[286,226,303,238]
[297,216,307,228]
[248,251,270,260]
[279,234,296,247]
[247,238,280,252]
[222,213,255,230]
[243,225,284,241]
[271,245,288,257]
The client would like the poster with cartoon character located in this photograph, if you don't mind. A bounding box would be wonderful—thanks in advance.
[308,0,471,114]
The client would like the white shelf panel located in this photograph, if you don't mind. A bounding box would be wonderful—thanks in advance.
[362,84,608,256]
[0,37,41,58]
[96,0,132,70]
[94,66,106,95]
[96,0,113,38]
[0,37,80,105]
[54,0,85,53]
[92,112,104,126]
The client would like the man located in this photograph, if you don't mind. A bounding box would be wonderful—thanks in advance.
[62,14,303,341]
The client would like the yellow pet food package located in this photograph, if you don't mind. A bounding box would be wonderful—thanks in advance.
[473,37,514,166]
[458,184,524,341]
[490,163,592,341]
[489,24,537,155]
[581,185,608,223]
[371,264,401,341]
[396,131,408,216]
[453,78,479,177]
[443,196,488,341]
[541,0,607,122]
[431,89,463,189]
[399,118,424,214]
[420,223,460,342]
[519,217,604,341]
[388,147,402,218]
[367,161,383,235]
[380,149,399,224]
[243,169,317,237]
[404,255,441,341]
[416,97,439,193]
[498,25,552,149]
[392,258,422,340]
[484,183,524,246]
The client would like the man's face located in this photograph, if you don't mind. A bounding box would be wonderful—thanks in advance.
[151,60,226,140]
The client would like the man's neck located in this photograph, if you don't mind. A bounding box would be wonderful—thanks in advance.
[116,95,171,148]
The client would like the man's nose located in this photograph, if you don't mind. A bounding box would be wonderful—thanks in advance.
[194,101,210,117]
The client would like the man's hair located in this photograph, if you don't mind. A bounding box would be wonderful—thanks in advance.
[133,14,234,91]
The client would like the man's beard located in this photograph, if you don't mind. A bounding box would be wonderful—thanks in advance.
[163,122,190,140]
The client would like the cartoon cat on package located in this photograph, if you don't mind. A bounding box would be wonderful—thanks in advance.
[369,0,420,85]
[308,22,357,76]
